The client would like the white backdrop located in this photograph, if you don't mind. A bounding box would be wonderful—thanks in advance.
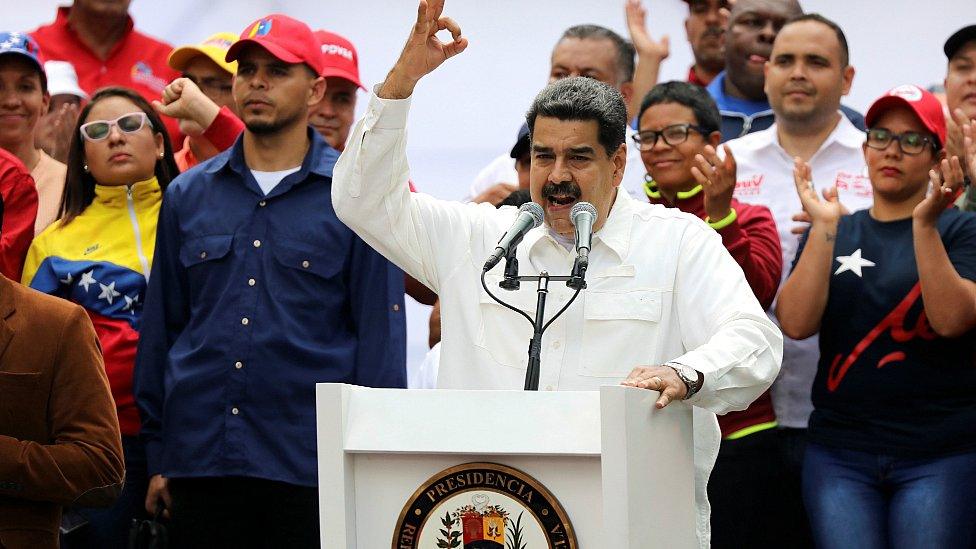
[8,0,976,372]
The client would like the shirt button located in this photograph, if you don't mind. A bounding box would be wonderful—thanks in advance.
[234,361,243,369]
[248,278,256,287]
[199,251,207,259]
[545,385,554,391]
[241,317,249,326]
[552,341,561,349]
[301,260,310,268]
[253,239,262,248]
[392,304,400,312]
[231,407,240,415]
[258,200,267,207]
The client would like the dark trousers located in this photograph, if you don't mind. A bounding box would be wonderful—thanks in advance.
[803,442,976,549]
[61,434,149,549]
[168,476,319,549]
[708,427,813,549]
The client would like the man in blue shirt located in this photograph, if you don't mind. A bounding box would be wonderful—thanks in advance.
[707,0,864,141]
[134,14,406,548]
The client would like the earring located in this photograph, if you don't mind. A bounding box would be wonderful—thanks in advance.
[159,152,164,159]
[83,163,89,173]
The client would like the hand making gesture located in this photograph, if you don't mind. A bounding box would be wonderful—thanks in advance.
[379,0,469,100]
[691,144,737,222]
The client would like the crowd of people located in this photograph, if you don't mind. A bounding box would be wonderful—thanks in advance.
[0,0,974,548]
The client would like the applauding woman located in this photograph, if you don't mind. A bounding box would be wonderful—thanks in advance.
[21,87,178,549]
[777,85,976,549]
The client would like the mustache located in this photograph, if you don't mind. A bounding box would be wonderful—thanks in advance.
[702,26,724,39]
[541,181,582,200]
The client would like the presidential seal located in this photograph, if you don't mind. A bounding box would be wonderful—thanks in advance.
[392,462,577,549]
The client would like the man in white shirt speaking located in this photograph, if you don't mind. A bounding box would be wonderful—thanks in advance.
[332,1,783,546]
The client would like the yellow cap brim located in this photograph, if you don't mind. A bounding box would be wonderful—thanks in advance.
[168,44,237,75]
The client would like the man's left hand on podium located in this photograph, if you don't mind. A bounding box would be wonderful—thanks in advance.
[621,365,687,409]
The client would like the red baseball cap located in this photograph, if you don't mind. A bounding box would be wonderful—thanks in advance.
[226,14,325,76]
[864,84,947,148]
[314,30,365,90]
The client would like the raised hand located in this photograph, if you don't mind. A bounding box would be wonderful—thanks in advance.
[963,121,976,179]
[914,156,966,227]
[691,144,737,222]
[793,157,844,226]
[46,102,79,163]
[625,0,669,62]
[153,78,220,135]
[379,0,469,100]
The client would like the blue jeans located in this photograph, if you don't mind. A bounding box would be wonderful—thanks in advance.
[802,442,976,549]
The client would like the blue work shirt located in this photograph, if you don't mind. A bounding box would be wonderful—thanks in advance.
[134,128,406,487]
[707,71,866,142]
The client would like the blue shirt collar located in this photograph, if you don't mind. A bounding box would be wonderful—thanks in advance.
[206,126,340,181]
[706,71,771,116]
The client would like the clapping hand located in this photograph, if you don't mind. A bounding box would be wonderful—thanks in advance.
[793,157,844,226]
[913,156,966,227]
[691,144,737,222]
[379,0,468,100]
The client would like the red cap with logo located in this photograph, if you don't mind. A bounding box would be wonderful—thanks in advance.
[865,84,947,148]
[226,14,325,76]
[314,30,365,90]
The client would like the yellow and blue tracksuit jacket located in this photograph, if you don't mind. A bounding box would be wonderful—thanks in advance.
[22,177,160,436]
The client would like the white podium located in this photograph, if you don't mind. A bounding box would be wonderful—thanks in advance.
[315,383,696,548]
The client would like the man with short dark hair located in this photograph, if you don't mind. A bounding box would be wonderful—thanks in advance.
[723,13,875,547]
[706,0,864,141]
[945,25,976,210]
[332,1,783,546]
[135,15,406,547]
[682,0,728,86]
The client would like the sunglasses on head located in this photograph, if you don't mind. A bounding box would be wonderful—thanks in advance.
[79,112,153,142]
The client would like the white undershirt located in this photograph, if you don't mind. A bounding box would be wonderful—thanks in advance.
[251,167,301,195]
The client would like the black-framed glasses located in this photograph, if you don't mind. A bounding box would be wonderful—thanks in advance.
[631,124,707,151]
[79,112,153,141]
[865,128,937,156]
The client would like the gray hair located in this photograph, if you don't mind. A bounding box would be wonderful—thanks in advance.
[559,25,636,84]
[526,77,628,157]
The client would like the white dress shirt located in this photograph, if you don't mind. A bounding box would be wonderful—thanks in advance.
[333,91,784,548]
[468,125,647,200]
[725,113,872,428]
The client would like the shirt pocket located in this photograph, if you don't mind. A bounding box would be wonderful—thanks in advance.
[475,274,538,370]
[271,239,343,281]
[578,289,663,378]
[180,235,234,268]
[0,371,44,440]
[179,235,234,303]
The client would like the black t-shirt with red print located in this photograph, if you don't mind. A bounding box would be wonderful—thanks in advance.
[793,208,976,457]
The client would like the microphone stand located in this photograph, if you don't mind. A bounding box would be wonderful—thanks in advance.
[487,257,587,391]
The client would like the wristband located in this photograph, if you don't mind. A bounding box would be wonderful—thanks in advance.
[706,208,737,230]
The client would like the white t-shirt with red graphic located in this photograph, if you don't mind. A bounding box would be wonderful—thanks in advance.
[724,113,872,429]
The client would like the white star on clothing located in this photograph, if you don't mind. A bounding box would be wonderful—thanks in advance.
[97,281,121,305]
[122,294,139,313]
[59,273,73,285]
[78,270,97,292]
[834,248,876,278]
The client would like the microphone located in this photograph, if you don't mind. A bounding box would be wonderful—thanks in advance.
[571,202,597,267]
[483,202,544,272]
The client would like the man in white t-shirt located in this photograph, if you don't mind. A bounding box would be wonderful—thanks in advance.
[469,24,650,202]
[722,14,871,546]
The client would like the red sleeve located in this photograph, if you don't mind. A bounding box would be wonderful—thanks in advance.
[716,202,782,309]
[201,106,245,152]
[0,152,38,281]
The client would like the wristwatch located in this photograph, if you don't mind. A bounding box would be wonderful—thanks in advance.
[666,362,704,400]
